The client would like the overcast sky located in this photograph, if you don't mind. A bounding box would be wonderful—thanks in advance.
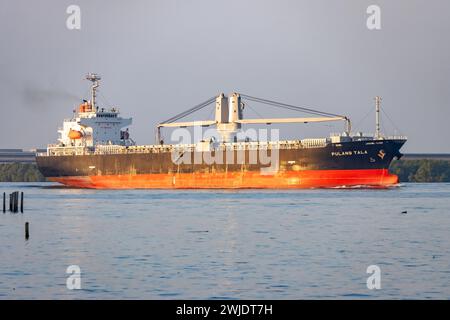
[0,0,449,152]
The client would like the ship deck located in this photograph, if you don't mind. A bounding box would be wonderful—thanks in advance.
[37,136,406,157]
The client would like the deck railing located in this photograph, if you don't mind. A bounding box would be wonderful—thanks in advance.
[38,134,408,157]
[39,138,330,157]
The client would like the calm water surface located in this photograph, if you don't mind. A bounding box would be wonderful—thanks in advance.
[0,182,449,299]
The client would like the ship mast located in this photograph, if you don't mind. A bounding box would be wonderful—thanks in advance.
[375,96,382,139]
[86,73,101,111]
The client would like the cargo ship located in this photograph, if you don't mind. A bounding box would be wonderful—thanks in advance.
[36,74,406,189]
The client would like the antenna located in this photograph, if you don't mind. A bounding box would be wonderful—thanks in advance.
[86,73,101,110]
[375,96,382,139]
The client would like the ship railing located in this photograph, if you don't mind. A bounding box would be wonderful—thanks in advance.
[46,146,92,156]
[332,133,408,141]
[382,135,407,140]
[94,145,127,155]
[299,138,329,148]
[40,138,332,157]
[125,144,197,154]
[36,152,48,157]
[214,140,306,151]
[104,140,323,154]
[350,135,407,142]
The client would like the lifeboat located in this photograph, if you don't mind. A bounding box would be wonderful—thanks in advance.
[68,129,83,140]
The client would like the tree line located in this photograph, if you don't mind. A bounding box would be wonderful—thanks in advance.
[0,163,45,182]
[389,160,450,182]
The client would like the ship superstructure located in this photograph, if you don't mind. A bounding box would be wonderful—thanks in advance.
[36,74,407,189]
[55,73,133,151]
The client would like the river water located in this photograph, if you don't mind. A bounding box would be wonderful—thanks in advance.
[0,182,449,299]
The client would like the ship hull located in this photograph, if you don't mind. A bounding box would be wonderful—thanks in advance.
[37,139,406,189]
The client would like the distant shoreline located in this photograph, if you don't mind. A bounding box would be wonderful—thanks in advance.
[390,159,450,183]
[1,160,450,183]
[0,163,45,182]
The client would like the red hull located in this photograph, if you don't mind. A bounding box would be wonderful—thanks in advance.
[48,169,399,189]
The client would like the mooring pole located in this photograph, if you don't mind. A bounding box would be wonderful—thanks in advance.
[2,192,5,213]
[13,192,18,213]
[20,192,24,213]
[25,222,29,240]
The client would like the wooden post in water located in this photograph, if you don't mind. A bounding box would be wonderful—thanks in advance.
[9,193,12,212]
[15,192,19,213]
[14,192,18,213]
[20,192,24,213]
[2,192,5,213]
[13,192,17,213]
[25,222,29,240]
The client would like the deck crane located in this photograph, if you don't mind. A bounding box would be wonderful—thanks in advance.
[156,93,351,143]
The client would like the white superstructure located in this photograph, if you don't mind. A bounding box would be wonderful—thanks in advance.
[56,73,133,148]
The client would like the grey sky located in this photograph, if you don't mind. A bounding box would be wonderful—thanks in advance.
[0,0,449,152]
